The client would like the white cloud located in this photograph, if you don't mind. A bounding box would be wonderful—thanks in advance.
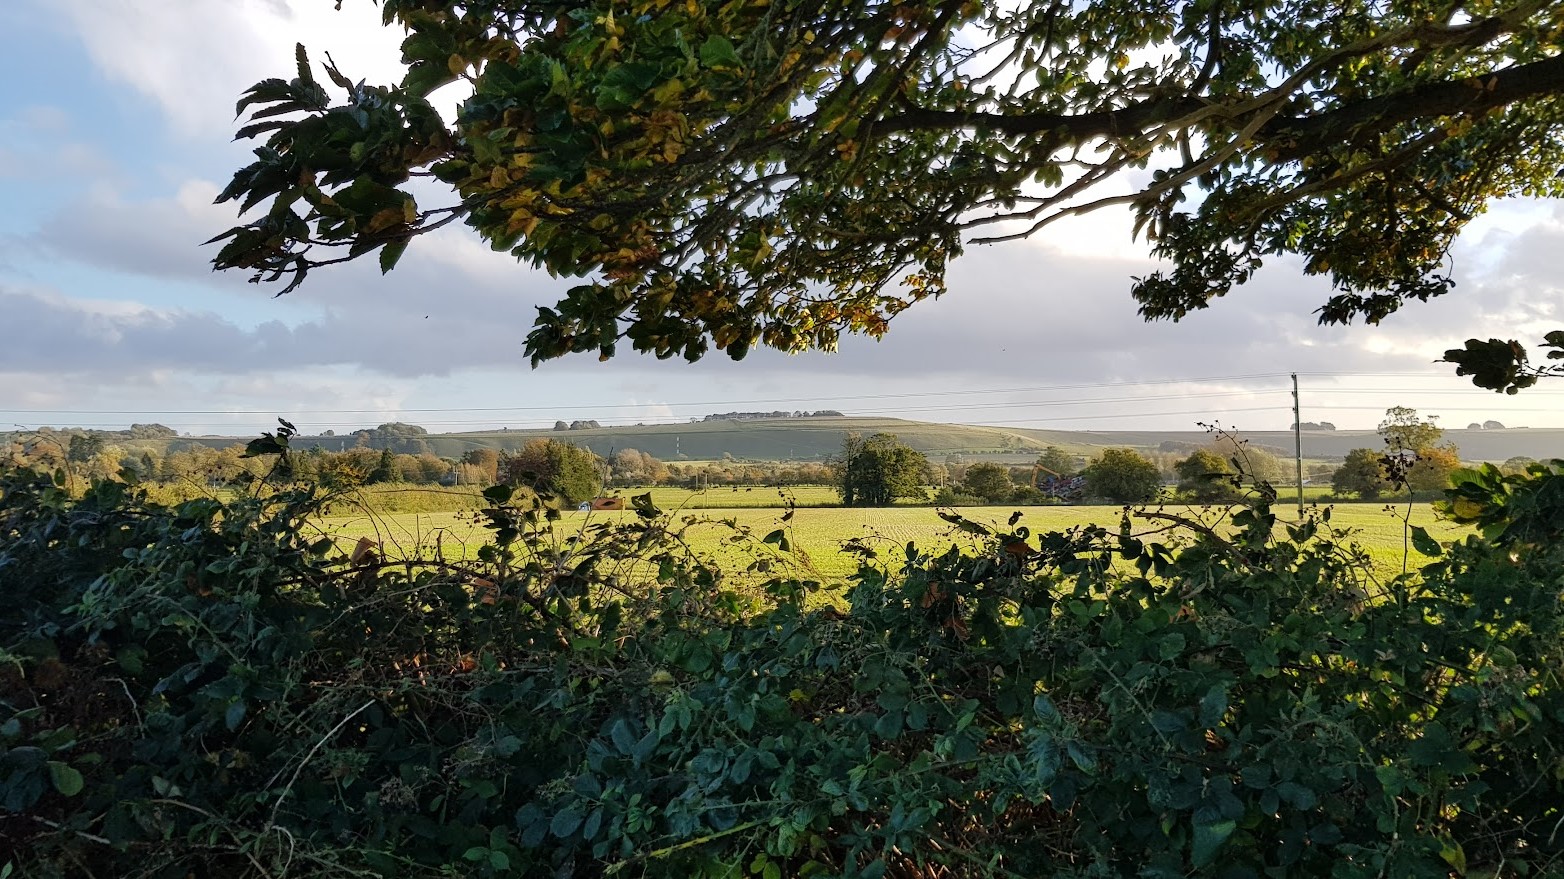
[47,0,407,138]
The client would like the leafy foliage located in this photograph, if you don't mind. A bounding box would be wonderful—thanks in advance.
[835,433,930,507]
[1333,447,1393,499]
[1083,447,1163,503]
[957,461,1012,504]
[211,1,1564,377]
[1173,448,1241,502]
[1035,447,1079,478]
[1378,405,1445,453]
[4,449,1564,877]
[499,438,604,505]
[1443,331,1564,394]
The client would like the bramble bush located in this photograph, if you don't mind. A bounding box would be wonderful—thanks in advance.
[2,441,1562,877]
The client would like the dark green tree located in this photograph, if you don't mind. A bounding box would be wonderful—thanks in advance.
[960,462,1013,504]
[1084,449,1163,504]
[1332,448,1391,499]
[1035,447,1078,478]
[367,447,398,484]
[212,1,1564,382]
[837,433,930,507]
[502,439,603,505]
[1174,449,1240,502]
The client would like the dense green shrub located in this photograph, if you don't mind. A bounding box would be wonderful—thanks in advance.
[3,456,1562,877]
[1084,448,1163,503]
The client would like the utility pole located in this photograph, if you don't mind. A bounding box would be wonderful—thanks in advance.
[1291,373,1304,518]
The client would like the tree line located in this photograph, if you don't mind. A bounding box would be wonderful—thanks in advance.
[5,408,1503,508]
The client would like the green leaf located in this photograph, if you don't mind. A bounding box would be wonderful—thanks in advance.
[550,804,585,838]
[224,699,247,731]
[379,238,409,273]
[1191,818,1236,867]
[1275,780,1317,810]
[610,718,636,755]
[1439,839,1467,875]
[873,709,903,740]
[47,761,84,797]
[1409,525,1442,557]
[699,35,742,70]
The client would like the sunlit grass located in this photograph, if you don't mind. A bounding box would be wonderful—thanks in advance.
[317,499,1471,584]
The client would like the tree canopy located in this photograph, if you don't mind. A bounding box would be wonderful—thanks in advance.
[211,0,1564,376]
[836,432,930,506]
[959,461,1013,503]
[1332,447,1392,498]
[1174,448,1239,502]
[1084,448,1163,503]
[1378,405,1444,452]
[501,438,603,504]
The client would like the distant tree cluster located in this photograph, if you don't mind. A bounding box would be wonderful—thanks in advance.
[1290,422,1337,431]
[670,460,836,489]
[1,432,463,494]
[351,422,431,454]
[553,420,603,430]
[609,448,670,486]
[701,411,844,422]
[1464,420,1507,430]
[3,423,179,444]
[1158,438,1290,461]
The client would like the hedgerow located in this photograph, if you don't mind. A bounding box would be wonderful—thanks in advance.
[2,450,1561,877]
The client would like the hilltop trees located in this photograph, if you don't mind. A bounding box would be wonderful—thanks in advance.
[214,1,1564,384]
[353,422,432,454]
[836,433,930,507]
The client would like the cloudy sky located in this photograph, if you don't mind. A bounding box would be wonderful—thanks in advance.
[2,1,1561,438]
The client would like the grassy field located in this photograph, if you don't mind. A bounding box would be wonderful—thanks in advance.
[316,499,1471,584]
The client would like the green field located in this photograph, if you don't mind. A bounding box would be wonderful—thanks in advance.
[317,499,1471,584]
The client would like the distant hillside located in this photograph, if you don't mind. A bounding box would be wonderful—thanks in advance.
[12,420,1560,465]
